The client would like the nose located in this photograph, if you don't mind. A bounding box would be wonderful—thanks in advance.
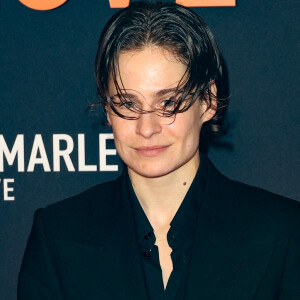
[136,112,162,138]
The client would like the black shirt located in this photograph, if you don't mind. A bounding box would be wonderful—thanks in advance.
[128,155,208,300]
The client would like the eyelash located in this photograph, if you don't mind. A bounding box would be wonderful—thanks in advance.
[119,98,177,110]
[161,99,176,109]
[119,101,136,109]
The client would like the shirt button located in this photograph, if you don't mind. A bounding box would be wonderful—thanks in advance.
[143,251,151,260]
[144,232,151,240]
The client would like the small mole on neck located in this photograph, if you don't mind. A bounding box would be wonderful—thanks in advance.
[183,182,187,186]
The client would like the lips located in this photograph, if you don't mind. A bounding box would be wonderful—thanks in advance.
[134,145,170,157]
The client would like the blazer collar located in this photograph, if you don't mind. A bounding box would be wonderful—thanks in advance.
[183,158,275,300]
[55,170,149,299]
[83,170,150,299]
[56,157,275,300]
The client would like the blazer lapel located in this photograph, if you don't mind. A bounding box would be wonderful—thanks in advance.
[184,161,275,300]
[54,172,149,300]
[53,158,275,299]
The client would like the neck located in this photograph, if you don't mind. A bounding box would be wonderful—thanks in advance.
[128,151,200,231]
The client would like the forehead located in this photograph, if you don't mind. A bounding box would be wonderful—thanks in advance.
[108,47,187,97]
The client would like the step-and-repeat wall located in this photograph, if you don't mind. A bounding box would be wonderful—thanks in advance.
[1,0,299,299]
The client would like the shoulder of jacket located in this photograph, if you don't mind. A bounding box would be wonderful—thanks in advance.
[36,174,123,229]
[226,176,300,233]
[207,159,300,233]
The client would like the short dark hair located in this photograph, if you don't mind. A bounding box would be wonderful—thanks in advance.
[94,1,229,140]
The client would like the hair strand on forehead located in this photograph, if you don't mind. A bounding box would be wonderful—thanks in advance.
[93,1,229,143]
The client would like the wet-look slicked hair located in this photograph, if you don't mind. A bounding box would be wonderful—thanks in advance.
[94,1,229,138]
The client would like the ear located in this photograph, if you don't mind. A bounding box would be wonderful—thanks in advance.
[202,83,217,123]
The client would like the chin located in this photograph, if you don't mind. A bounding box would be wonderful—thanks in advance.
[129,161,180,178]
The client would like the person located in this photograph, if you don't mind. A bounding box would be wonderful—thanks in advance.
[18,1,300,299]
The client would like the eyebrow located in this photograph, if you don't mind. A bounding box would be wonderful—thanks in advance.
[109,92,139,101]
[155,87,182,97]
[109,87,182,100]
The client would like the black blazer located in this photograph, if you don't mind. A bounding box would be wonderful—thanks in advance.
[18,159,300,299]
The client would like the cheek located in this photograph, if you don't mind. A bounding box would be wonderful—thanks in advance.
[185,124,201,149]
[110,119,133,148]
[172,113,202,143]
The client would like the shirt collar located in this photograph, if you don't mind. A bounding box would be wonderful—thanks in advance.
[126,171,153,243]
[170,153,208,240]
[127,153,209,245]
